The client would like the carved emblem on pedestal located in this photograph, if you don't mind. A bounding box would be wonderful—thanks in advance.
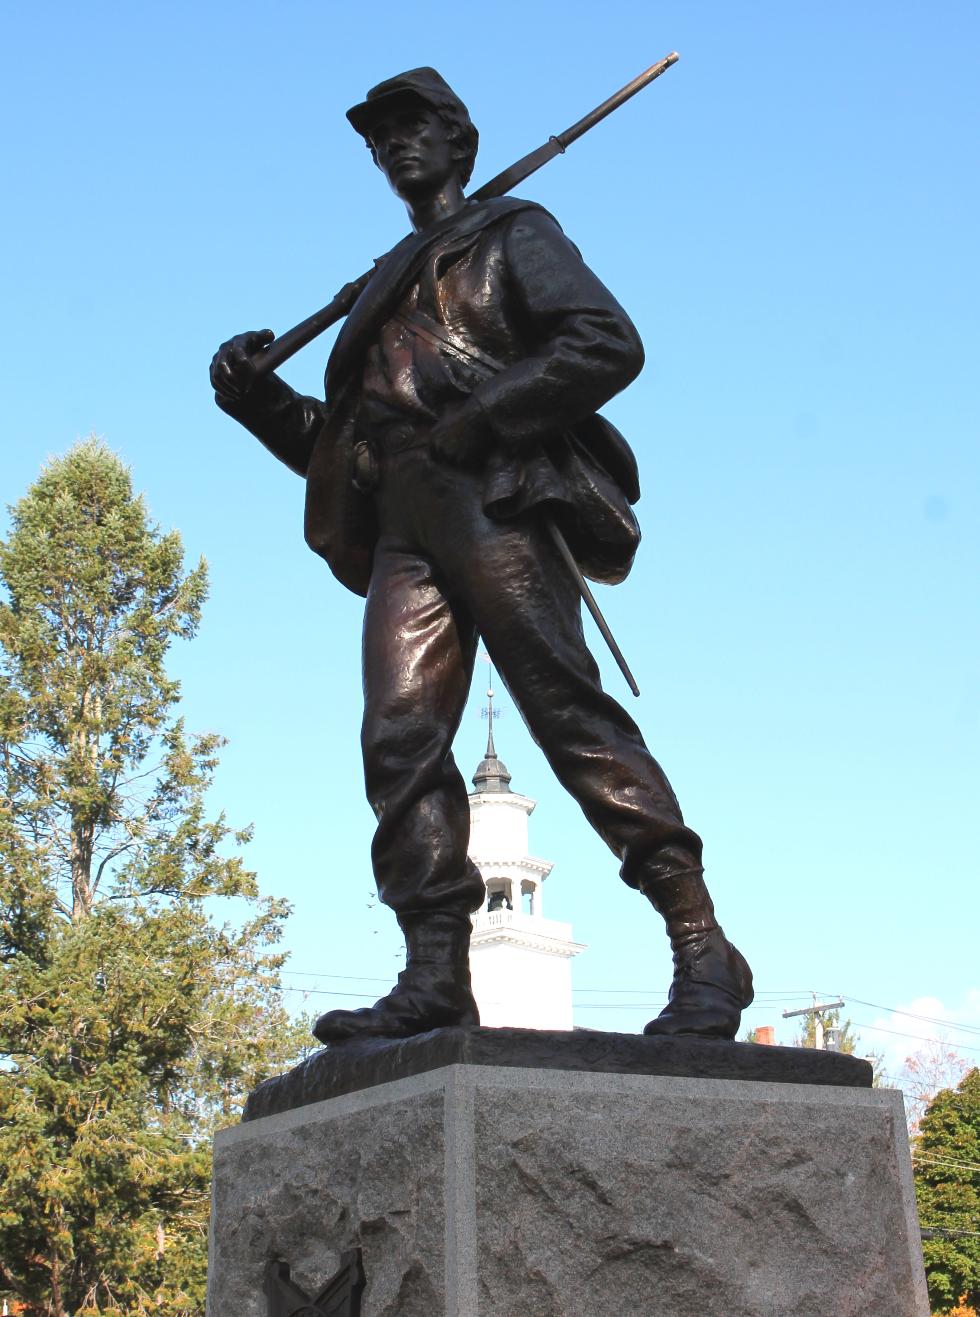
[264,1249,364,1316]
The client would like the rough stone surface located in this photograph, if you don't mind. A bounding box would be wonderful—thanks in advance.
[471,1072,926,1316]
[243,1025,872,1121]
[207,1079,446,1317]
[208,1066,927,1317]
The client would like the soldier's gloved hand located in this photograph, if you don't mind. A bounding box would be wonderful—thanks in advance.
[210,330,275,403]
[428,397,490,468]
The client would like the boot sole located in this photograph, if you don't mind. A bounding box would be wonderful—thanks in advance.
[314,1005,480,1045]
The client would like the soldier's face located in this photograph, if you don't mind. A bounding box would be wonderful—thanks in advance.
[369,104,459,200]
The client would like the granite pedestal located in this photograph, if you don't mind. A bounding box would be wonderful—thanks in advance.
[207,1029,928,1316]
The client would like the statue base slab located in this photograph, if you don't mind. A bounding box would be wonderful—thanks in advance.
[241,1024,873,1121]
[208,1030,927,1315]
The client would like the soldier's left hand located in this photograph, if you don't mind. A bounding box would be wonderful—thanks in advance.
[428,399,488,468]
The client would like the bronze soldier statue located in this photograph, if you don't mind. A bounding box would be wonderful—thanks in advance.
[211,68,753,1043]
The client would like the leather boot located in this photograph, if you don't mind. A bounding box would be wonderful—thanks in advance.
[640,869,753,1039]
[313,911,480,1043]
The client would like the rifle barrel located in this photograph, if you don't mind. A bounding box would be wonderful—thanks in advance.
[470,52,678,206]
[250,52,679,378]
[557,51,678,151]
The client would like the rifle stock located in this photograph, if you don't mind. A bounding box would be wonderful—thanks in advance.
[252,275,371,377]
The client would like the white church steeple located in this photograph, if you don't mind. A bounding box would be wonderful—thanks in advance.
[468,685,585,1030]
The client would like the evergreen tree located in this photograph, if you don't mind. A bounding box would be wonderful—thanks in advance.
[0,441,307,1314]
[914,1068,980,1315]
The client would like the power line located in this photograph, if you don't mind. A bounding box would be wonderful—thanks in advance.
[913,1153,980,1174]
[573,992,811,1004]
[276,986,821,1016]
[850,1021,980,1056]
[573,1002,665,1010]
[274,985,980,1050]
[921,1227,980,1240]
[282,971,392,983]
[278,971,814,1003]
[577,1009,787,1017]
[917,1208,980,1220]
[818,993,980,1040]
[274,974,980,1052]
[275,977,813,1012]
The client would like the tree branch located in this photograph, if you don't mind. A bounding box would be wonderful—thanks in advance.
[92,839,137,894]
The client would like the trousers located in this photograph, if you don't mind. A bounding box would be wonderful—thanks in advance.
[362,444,704,917]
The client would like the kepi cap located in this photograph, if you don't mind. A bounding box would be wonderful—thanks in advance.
[347,67,473,139]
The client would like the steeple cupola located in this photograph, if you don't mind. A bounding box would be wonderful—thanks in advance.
[471,687,512,794]
[466,691,585,1030]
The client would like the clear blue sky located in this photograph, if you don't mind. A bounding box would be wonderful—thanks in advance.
[1,2,977,1073]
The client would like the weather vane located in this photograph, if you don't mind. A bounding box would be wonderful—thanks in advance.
[480,650,502,723]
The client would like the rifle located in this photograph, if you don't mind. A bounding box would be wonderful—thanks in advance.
[250,52,679,379]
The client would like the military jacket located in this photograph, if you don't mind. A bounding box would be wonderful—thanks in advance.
[219,198,644,596]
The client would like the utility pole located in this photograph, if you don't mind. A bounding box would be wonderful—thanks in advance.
[783,994,845,1050]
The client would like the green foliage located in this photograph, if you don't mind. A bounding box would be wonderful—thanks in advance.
[914,1068,980,1314]
[0,441,307,1314]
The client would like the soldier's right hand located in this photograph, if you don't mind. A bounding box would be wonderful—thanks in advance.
[210,330,275,402]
